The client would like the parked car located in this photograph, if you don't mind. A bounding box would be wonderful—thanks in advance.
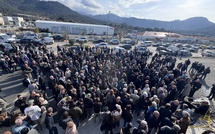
[189,47,199,53]
[75,37,88,42]
[202,50,215,57]
[136,47,148,53]
[0,43,16,52]
[168,45,179,52]
[0,33,16,43]
[113,47,126,54]
[95,42,108,48]
[159,50,176,56]
[109,39,120,45]
[93,39,105,44]
[152,43,161,47]
[69,45,81,53]
[40,37,54,45]
[141,41,153,47]
[156,46,167,51]
[52,34,65,41]
[119,44,132,50]
[20,38,44,46]
[178,50,192,57]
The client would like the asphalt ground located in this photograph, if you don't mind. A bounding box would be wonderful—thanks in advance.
[0,41,215,134]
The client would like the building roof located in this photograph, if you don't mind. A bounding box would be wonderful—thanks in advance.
[143,31,169,38]
[35,20,113,28]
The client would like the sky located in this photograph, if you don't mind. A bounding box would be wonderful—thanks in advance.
[43,0,215,23]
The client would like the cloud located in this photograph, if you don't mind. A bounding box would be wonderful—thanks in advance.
[118,0,159,8]
[41,0,105,15]
[81,0,102,9]
[40,0,215,23]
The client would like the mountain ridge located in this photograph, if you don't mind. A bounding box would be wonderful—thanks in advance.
[0,0,214,35]
[92,13,215,32]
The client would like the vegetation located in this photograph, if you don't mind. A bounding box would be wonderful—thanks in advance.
[0,0,170,37]
[69,39,75,46]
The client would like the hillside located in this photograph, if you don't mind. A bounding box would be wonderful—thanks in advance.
[0,0,103,24]
[93,14,215,34]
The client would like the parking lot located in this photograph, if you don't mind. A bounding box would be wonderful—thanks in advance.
[1,37,215,134]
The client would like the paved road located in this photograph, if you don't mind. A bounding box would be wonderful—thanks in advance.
[1,42,215,134]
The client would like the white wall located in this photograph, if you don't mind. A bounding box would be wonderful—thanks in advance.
[35,21,114,35]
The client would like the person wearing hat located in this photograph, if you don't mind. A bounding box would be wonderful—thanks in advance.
[207,84,215,100]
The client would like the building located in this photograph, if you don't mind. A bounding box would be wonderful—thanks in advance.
[142,31,169,41]
[12,17,24,26]
[3,16,24,26]
[35,20,115,35]
[2,16,13,25]
[0,13,4,25]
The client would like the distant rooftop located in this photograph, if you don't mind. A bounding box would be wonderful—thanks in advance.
[35,20,113,28]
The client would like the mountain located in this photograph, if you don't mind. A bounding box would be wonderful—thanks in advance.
[93,14,215,33]
[0,0,103,24]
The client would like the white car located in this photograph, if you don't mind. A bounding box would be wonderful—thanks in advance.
[136,47,149,53]
[75,37,88,42]
[113,47,126,54]
[109,39,120,45]
[202,51,215,57]
[95,43,108,48]
[0,33,16,43]
[40,37,54,45]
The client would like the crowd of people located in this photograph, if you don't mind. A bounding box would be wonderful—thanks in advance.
[0,43,213,134]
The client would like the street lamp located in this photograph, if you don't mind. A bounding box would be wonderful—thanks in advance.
[106,11,110,42]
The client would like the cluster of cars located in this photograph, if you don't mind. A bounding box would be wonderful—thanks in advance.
[155,43,193,57]
[0,32,58,54]
[93,38,137,51]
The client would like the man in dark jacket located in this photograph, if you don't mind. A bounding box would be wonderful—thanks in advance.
[84,93,94,118]
[122,104,133,127]
[146,111,160,134]
[45,107,58,134]
[158,103,172,121]
[189,79,202,97]
[201,67,211,80]
[190,100,209,125]
[207,84,215,100]
[93,98,102,123]
[14,95,28,113]
[69,102,82,127]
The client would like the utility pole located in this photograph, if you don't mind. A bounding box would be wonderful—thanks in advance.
[106,11,110,42]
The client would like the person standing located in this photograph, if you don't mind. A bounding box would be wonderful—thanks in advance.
[201,67,211,80]
[0,96,7,111]
[189,79,202,98]
[180,78,192,100]
[65,121,78,134]
[24,100,41,129]
[45,107,58,134]
[207,84,215,100]
[178,111,191,134]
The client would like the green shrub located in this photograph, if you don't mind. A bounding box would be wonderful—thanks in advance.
[69,39,75,46]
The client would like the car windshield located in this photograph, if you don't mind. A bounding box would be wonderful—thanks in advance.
[138,47,147,50]
[3,43,12,48]
[1,34,10,39]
